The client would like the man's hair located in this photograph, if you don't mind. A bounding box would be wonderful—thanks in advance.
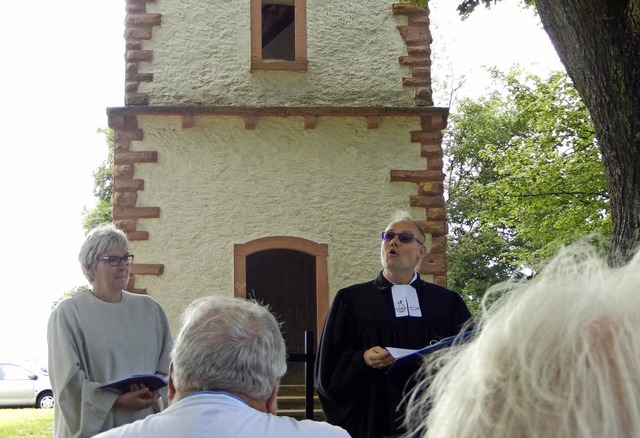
[78,223,129,283]
[403,241,640,438]
[392,211,427,245]
[170,296,287,400]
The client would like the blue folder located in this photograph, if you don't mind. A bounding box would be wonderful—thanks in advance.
[98,374,167,393]
[386,331,474,374]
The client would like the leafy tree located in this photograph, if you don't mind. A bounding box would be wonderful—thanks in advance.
[448,229,523,315]
[446,69,609,311]
[52,285,91,309]
[450,0,640,265]
[82,128,114,231]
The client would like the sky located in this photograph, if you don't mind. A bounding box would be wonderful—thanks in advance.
[1,0,125,363]
[0,0,563,365]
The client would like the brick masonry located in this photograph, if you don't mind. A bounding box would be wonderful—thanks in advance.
[389,112,449,287]
[109,113,162,293]
[392,2,433,107]
[111,0,450,291]
[124,0,160,106]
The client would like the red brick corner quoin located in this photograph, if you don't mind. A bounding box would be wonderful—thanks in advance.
[390,113,448,287]
[125,0,161,106]
[109,113,163,294]
[392,2,433,107]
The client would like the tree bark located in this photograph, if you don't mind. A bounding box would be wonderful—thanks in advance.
[533,0,640,264]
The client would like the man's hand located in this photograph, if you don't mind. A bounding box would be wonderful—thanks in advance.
[364,346,395,369]
[115,384,160,410]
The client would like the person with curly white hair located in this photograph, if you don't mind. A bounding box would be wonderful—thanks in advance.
[403,242,640,438]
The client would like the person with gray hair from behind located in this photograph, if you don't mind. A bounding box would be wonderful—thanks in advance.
[95,295,349,438]
[403,241,640,438]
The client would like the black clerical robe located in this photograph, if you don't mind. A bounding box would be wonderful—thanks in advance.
[315,272,471,438]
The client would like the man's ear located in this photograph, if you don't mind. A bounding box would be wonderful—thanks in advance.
[266,385,278,414]
[168,362,176,403]
[419,243,427,258]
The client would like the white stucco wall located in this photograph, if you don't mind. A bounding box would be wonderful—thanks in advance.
[141,0,416,107]
[129,115,426,332]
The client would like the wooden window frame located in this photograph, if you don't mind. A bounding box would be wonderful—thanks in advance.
[250,0,308,71]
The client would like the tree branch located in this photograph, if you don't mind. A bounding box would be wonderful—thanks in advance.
[512,191,608,199]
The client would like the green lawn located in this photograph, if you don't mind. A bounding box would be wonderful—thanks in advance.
[0,408,53,438]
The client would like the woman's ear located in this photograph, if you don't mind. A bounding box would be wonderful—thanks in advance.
[84,265,93,281]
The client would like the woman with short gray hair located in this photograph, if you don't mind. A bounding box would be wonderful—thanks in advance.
[48,223,173,438]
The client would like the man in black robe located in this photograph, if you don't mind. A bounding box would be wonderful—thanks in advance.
[315,214,471,438]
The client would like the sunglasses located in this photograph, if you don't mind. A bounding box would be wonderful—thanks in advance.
[381,231,424,245]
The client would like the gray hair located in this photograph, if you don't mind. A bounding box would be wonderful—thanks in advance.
[392,210,427,245]
[78,223,129,284]
[404,241,640,438]
[171,296,287,400]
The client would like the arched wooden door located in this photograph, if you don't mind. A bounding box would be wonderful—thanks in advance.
[234,236,329,385]
[246,249,316,383]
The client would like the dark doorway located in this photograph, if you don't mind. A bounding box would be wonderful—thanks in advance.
[246,249,317,384]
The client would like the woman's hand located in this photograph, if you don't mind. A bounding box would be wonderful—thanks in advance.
[115,383,160,410]
[364,346,395,369]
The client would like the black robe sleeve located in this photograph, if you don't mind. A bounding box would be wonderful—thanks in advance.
[315,286,380,438]
[315,288,371,399]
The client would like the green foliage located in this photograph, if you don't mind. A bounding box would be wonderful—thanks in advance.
[396,0,427,7]
[52,285,91,309]
[448,229,525,315]
[82,128,114,231]
[82,198,113,232]
[446,69,610,311]
[457,0,535,19]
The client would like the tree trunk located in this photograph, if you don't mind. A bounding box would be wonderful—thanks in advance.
[535,0,640,264]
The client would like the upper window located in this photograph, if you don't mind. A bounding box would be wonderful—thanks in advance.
[251,0,307,70]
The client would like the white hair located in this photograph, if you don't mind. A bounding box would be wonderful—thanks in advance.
[391,210,427,245]
[78,223,129,283]
[171,296,287,400]
[403,241,640,438]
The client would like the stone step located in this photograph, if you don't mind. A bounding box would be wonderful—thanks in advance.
[277,395,322,410]
[277,408,326,422]
[278,384,311,396]
[276,384,326,421]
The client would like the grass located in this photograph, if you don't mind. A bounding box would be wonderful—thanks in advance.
[0,408,53,438]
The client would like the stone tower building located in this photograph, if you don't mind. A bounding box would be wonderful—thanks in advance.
[107,0,449,361]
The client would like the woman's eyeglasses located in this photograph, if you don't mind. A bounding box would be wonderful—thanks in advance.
[97,254,135,267]
[381,231,424,245]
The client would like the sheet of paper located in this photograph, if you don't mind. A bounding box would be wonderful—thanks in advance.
[386,347,418,359]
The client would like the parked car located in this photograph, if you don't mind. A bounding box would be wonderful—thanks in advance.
[0,362,54,408]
